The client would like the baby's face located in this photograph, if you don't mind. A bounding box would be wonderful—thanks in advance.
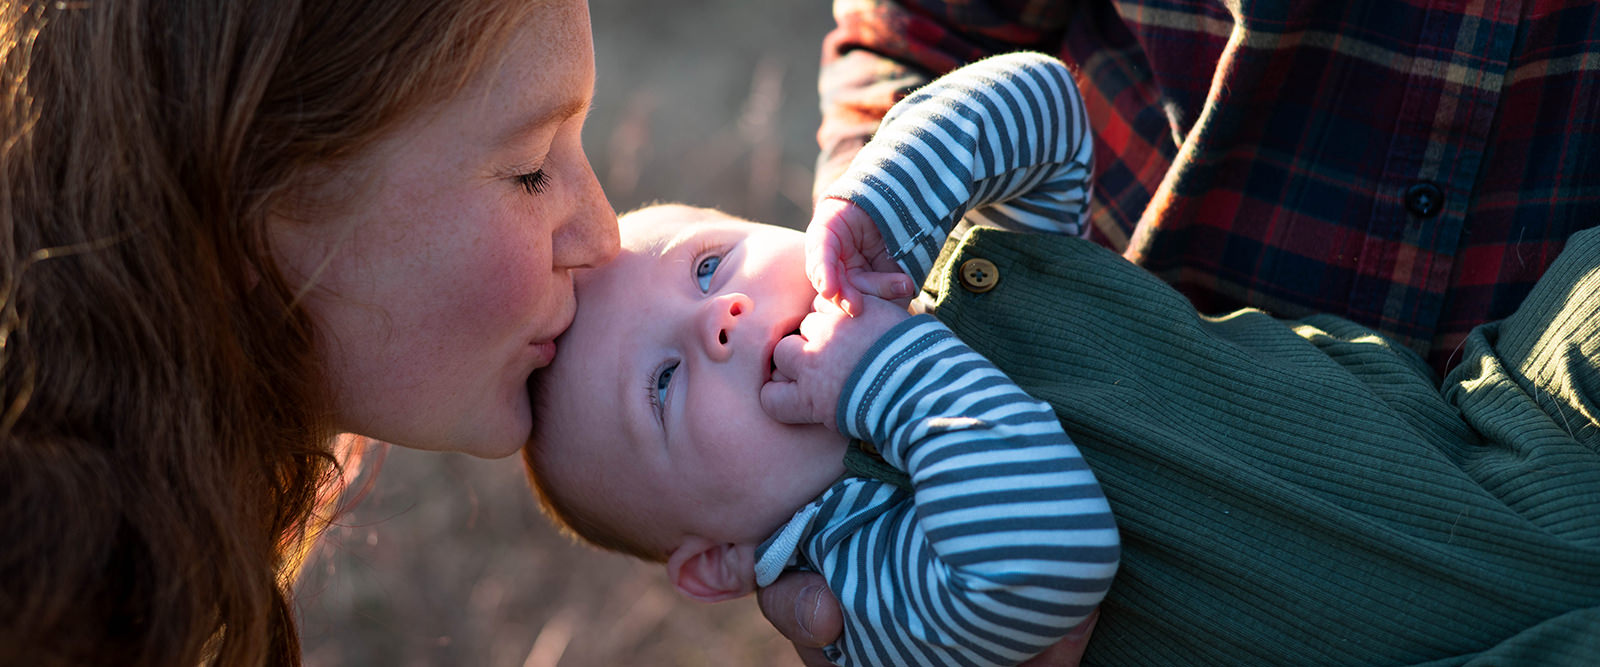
[537,205,847,551]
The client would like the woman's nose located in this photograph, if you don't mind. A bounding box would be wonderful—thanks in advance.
[552,153,621,270]
[698,293,754,362]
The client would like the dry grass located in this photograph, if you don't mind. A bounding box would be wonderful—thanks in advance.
[296,448,804,667]
[294,2,831,665]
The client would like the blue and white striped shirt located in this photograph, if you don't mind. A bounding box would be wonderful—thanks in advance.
[753,53,1120,667]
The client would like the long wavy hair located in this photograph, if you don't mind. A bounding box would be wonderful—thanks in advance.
[0,1,529,664]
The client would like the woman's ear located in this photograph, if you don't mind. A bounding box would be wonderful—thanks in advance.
[666,537,757,603]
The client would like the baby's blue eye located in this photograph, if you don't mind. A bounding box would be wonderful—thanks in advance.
[695,256,720,292]
[654,361,678,414]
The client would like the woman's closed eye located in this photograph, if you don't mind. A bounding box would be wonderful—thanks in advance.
[649,360,679,422]
[515,169,551,195]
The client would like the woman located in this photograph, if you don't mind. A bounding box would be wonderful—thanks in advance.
[0,1,1039,663]
[0,1,614,664]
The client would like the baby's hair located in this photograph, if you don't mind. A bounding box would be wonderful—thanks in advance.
[521,370,668,563]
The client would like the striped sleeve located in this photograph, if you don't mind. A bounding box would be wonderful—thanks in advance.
[820,315,1119,667]
[819,51,1092,286]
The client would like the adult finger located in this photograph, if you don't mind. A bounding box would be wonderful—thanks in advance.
[757,573,844,650]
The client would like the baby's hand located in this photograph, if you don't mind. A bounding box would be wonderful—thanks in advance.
[807,198,915,317]
[760,294,910,428]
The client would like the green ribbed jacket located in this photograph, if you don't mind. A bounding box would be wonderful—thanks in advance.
[925,227,1600,666]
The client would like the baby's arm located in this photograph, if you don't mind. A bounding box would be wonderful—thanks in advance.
[789,55,1114,666]
[811,51,1093,313]
[770,52,1097,431]
[814,316,1117,667]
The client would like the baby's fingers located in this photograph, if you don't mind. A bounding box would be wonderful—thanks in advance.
[805,239,837,300]
[762,336,812,424]
[848,271,914,303]
[760,381,812,424]
[807,231,860,313]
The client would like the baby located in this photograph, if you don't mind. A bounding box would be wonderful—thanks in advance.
[527,52,1600,667]
[527,200,1120,666]
[526,53,1121,667]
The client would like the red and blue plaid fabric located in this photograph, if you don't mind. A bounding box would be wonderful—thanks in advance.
[817,0,1600,375]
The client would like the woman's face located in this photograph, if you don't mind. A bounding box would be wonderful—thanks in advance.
[269,0,619,458]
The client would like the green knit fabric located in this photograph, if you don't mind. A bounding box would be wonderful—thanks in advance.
[927,227,1600,666]
[841,438,911,490]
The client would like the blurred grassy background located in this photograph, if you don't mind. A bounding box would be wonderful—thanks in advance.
[294,3,834,666]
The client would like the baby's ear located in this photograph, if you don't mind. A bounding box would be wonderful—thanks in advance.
[666,537,757,603]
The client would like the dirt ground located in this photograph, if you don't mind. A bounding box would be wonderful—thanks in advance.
[293,3,835,666]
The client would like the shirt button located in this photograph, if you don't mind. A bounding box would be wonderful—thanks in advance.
[1404,182,1444,218]
[959,258,999,293]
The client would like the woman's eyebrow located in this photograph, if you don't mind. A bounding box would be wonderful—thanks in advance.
[494,95,590,148]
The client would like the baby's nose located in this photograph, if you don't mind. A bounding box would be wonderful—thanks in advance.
[700,293,754,361]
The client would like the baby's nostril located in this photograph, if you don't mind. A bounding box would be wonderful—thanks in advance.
[719,331,728,345]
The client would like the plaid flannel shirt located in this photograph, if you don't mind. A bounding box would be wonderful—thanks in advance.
[817,0,1600,375]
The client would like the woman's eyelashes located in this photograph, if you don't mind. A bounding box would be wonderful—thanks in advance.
[515,169,551,195]
[695,254,720,292]
[650,361,679,421]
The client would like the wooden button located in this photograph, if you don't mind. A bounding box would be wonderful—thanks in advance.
[959,258,999,293]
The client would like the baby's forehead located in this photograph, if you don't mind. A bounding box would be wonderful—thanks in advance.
[532,350,629,462]
[619,204,738,247]
[621,203,717,230]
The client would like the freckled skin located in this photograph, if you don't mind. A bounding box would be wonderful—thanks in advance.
[268,0,619,458]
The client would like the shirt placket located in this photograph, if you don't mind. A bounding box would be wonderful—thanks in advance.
[1350,0,1522,355]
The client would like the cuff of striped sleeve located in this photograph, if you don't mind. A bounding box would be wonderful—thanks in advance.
[821,175,950,288]
[836,314,960,443]
[817,52,1089,287]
